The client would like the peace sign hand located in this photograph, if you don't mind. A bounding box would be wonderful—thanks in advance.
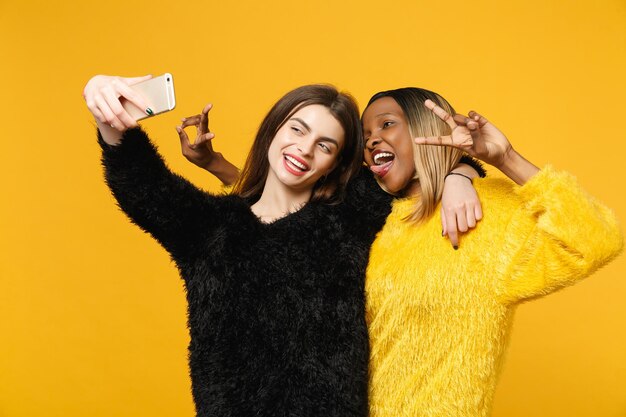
[415,99,513,168]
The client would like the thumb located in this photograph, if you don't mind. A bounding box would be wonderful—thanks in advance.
[176,126,191,148]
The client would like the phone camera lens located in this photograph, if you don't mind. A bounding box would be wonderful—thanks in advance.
[167,77,171,82]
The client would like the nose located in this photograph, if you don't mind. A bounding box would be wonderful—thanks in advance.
[366,135,382,150]
[297,136,315,156]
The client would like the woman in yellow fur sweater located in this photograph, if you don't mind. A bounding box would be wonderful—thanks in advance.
[361,88,623,417]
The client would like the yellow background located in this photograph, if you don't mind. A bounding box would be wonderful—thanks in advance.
[1,0,625,416]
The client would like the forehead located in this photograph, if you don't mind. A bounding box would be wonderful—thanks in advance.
[362,97,404,122]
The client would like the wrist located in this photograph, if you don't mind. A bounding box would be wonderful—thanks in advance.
[450,163,480,180]
[203,153,240,186]
[496,148,540,185]
[445,171,473,183]
[203,152,225,173]
[495,146,518,171]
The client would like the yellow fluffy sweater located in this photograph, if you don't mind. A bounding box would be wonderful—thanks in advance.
[365,166,623,417]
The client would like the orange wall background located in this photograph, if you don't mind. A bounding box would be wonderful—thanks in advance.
[1,1,625,416]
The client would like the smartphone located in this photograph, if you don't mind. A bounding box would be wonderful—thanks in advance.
[121,73,176,121]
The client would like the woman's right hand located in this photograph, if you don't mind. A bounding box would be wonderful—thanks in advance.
[83,75,153,143]
[176,105,241,185]
[176,104,218,170]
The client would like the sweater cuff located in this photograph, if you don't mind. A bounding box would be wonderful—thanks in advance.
[514,165,574,203]
[459,155,486,178]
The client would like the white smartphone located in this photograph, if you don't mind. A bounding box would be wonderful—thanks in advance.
[121,73,176,121]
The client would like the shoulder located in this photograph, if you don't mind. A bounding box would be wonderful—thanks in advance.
[473,176,518,201]
[471,176,525,228]
[345,167,393,209]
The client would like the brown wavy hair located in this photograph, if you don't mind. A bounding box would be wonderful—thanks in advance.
[232,84,362,204]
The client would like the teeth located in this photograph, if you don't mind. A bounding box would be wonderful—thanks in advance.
[374,152,394,165]
[285,155,307,170]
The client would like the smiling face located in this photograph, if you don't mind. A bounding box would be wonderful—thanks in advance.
[266,104,345,193]
[362,96,417,194]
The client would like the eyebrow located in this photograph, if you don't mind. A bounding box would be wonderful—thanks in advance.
[290,117,340,147]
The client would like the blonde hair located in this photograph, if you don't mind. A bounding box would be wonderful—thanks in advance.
[366,88,463,223]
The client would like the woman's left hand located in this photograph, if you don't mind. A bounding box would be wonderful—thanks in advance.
[415,100,513,169]
[416,100,540,185]
[441,173,483,249]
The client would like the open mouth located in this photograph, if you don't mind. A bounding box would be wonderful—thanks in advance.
[283,154,310,176]
[369,150,395,177]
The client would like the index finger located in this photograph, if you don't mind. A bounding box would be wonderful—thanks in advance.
[200,103,212,134]
[181,115,202,129]
[424,99,457,130]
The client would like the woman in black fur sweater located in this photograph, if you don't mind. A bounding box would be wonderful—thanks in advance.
[85,74,395,417]
[83,75,480,417]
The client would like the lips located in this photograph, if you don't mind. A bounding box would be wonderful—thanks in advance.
[369,149,395,178]
[283,153,310,176]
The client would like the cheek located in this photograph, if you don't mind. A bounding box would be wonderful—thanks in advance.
[319,153,339,173]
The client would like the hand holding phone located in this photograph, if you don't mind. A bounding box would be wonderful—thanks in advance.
[84,73,176,131]
[83,73,177,146]
[121,73,176,121]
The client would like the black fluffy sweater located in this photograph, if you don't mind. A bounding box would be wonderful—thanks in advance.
[99,128,393,417]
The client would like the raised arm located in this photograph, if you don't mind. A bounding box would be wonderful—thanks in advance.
[415,100,623,301]
[478,169,623,304]
[414,99,539,185]
[176,104,240,186]
[84,75,222,259]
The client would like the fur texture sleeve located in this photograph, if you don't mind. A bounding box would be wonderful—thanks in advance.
[343,168,393,236]
[99,127,221,259]
[478,166,624,304]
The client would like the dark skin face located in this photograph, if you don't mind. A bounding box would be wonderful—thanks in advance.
[362,97,419,196]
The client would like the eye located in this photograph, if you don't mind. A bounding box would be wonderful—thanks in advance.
[291,126,303,134]
[382,121,394,128]
[318,142,331,153]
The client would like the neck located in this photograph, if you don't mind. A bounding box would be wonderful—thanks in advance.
[251,173,313,223]
[400,178,421,198]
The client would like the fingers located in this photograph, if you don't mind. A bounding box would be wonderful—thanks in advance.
[414,135,456,146]
[474,201,483,221]
[453,114,469,126]
[424,99,457,130]
[94,94,124,130]
[85,95,105,123]
[181,115,202,129]
[112,78,152,116]
[181,104,213,134]
[200,103,212,135]
[444,207,459,249]
[441,206,447,237]
[443,203,481,249]
[124,74,152,86]
[465,205,477,229]
[101,86,137,129]
[453,114,480,128]
[176,126,191,148]
[456,205,469,234]
[193,132,215,147]
[468,110,489,127]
